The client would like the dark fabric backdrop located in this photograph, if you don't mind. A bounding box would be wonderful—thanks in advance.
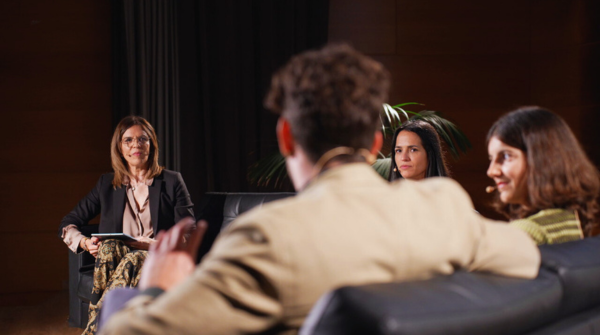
[178,0,329,211]
[112,0,182,171]
[112,0,329,214]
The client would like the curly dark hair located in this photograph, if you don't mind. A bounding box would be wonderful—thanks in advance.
[487,106,600,235]
[388,119,450,181]
[264,43,391,163]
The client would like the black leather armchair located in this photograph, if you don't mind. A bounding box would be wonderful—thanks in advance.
[67,224,98,328]
[67,192,295,328]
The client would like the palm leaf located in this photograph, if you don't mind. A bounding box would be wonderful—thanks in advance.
[381,103,402,136]
[248,152,287,187]
[381,103,423,138]
[445,121,471,153]
[248,102,471,188]
[372,157,391,179]
[391,102,421,108]
[408,111,472,159]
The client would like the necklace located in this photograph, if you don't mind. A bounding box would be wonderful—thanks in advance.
[130,178,147,191]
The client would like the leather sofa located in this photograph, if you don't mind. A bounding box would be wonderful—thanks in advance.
[300,235,600,335]
[66,192,295,328]
[70,192,600,334]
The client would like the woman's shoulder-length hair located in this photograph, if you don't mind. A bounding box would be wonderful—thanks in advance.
[388,119,450,181]
[110,115,164,188]
[487,106,600,235]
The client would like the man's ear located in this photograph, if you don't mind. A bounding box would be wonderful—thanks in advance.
[277,118,295,157]
[370,131,383,156]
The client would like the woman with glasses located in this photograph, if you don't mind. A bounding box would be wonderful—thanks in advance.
[58,116,194,334]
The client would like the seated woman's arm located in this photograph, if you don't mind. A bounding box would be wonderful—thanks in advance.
[59,174,105,253]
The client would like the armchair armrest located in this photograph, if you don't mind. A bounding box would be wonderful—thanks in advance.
[67,224,99,328]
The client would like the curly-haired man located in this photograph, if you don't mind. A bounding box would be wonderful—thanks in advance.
[101,44,539,335]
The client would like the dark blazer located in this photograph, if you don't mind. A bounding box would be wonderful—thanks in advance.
[58,169,194,237]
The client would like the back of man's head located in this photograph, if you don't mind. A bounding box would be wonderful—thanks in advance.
[265,44,391,163]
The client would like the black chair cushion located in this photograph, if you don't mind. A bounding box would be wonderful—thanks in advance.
[195,192,295,260]
[77,269,94,302]
[525,304,600,335]
[539,235,600,317]
[301,269,562,335]
[221,192,295,230]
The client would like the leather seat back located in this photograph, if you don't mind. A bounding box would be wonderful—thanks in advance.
[301,269,562,335]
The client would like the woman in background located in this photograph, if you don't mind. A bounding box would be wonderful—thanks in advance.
[59,116,194,334]
[487,106,599,245]
[388,119,450,181]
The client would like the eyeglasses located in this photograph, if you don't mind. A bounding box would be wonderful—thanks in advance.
[122,136,150,147]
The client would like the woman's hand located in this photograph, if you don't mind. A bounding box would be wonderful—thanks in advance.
[84,237,101,258]
[125,236,155,250]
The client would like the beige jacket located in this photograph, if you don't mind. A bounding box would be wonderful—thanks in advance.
[101,164,540,335]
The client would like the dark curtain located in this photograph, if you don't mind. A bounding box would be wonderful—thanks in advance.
[112,0,181,171]
[112,0,329,214]
[178,0,329,205]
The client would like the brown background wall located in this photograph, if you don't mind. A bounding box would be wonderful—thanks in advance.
[0,0,598,295]
[329,0,600,219]
[0,1,111,294]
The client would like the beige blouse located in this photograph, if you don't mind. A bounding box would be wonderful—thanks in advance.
[61,177,154,253]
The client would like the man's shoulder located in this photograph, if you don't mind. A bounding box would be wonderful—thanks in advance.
[391,177,472,202]
[232,195,309,227]
[393,176,465,192]
[225,188,350,237]
[235,177,468,223]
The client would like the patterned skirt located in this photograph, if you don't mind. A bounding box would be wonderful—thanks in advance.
[82,239,147,335]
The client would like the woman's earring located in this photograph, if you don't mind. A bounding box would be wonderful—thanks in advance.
[393,167,397,172]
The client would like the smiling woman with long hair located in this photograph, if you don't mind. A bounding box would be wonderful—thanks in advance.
[58,116,194,334]
[486,106,600,244]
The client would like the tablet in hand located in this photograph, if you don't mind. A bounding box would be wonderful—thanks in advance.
[91,233,137,242]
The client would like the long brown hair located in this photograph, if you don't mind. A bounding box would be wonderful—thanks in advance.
[110,116,163,188]
[388,120,450,181]
[487,106,600,235]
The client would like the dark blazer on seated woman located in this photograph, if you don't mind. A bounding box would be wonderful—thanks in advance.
[58,169,194,237]
[59,116,195,335]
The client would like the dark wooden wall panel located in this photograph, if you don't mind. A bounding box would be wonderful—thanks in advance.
[531,0,587,52]
[329,0,533,218]
[328,0,396,54]
[531,0,600,167]
[330,0,599,219]
[0,1,111,294]
[0,233,67,293]
[395,1,530,55]
[578,0,600,165]
[0,173,103,233]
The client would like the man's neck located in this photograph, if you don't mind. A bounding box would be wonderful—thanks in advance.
[287,147,358,191]
[286,148,314,191]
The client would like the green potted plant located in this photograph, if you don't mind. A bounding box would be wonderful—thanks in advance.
[249,102,471,187]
